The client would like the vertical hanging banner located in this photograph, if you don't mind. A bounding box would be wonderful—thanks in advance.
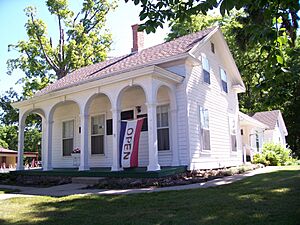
[119,118,144,168]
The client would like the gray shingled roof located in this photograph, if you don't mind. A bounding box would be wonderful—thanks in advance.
[252,110,280,129]
[36,27,216,96]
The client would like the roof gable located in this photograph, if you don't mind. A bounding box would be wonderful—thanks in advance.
[252,110,287,135]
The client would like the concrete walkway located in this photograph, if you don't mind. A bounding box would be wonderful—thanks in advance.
[0,166,278,199]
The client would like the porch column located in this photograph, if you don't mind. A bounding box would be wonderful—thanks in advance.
[146,102,161,171]
[16,117,25,170]
[43,120,53,171]
[111,108,121,171]
[171,108,180,166]
[79,114,89,171]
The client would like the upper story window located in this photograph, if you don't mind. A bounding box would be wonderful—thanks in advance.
[199,107,211,150]
[220,68,228,93]
[62,120,74,156]
[211,42,215,53]
[202,56,211,84]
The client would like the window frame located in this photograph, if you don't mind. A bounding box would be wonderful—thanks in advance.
[90,113,106,156]
[202,56,211,85]
[220,67,228,93]
[157,104,170,151]
[228,115,237,152]
[199,106,211,151]
[62,119,75,157]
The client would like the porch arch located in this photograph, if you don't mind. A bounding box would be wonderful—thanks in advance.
[46,100,81,170]
[17,108,46,170]
[155,84,179,166]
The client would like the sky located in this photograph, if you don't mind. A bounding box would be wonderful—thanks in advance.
[0,0,169,95]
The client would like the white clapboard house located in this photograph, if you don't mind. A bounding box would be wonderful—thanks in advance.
[13,25,246,171]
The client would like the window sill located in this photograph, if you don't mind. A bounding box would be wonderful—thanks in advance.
[158,150,171,154]
[200,150,211,157]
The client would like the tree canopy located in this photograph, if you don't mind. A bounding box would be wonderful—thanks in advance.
[0,0,116,152]
[7,0,116,98]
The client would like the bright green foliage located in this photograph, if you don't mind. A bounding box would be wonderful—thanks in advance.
[165,13,221,41]
[130,0,299,65]
[0,139,8,149]
[0,125,41,153]
[7,0,116,98]
[253,143,294,166]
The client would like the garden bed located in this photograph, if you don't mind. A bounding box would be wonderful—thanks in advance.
[89,164,263,189]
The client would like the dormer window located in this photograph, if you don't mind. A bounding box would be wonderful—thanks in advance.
[220,68,228,93]
[211,42,215,53]
[202,56,210,84]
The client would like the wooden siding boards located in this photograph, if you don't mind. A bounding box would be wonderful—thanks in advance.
[185,36,242,169]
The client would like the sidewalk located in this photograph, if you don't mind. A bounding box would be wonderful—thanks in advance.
[0,166,278,199]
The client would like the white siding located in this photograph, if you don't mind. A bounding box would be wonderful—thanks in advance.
[186,37,243,169]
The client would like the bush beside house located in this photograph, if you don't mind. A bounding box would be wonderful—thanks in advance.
[253,143,299,166]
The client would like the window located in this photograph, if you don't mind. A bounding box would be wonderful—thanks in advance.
[211,42,215,53]
[157,105,170,151]
[62,120,74,156]
[255,133,260,152]
[91,115,105,154]
[106,119,113,135]
[202,56,210,84]
[199,107,211,150]
[137,114,148,131]
[229,116,237,151]
[220,68,228,93]
[121,110,134,120]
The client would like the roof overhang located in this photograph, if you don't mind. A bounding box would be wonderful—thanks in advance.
[12,66,184,109]
[239,111,269,129]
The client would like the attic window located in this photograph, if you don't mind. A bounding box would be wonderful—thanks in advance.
[211,42,215,53]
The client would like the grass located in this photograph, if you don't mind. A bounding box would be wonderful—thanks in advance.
[0,166,299,225]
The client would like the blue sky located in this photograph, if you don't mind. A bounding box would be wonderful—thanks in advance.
[0,0,168,95]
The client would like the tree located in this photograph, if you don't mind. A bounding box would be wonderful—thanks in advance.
[128,0,299,64]
[7,0,116,98]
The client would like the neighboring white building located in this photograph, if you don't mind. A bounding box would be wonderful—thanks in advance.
[12,26,246,171]
[239,110,288,162]
[239,112,269,162]
[252,110,288,146]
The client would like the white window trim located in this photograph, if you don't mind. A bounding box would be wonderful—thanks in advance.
[201,55,211,85]
[157,103,171,152]
[61,118,75,158]
[199,106,211,152]
[90,113,107,156]
[219,67,228,94]
[228,115,238,153]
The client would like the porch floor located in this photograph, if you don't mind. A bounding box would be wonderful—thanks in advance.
[10,166,187,178]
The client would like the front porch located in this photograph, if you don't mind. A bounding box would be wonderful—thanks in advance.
[14,67,183,172]
[10,166,187,178]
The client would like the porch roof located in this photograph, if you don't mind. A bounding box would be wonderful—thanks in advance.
[239,112,268,129]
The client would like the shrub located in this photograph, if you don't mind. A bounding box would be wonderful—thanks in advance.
[252,143,294,166]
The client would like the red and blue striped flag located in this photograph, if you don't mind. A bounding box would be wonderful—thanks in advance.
[119,118,144,168]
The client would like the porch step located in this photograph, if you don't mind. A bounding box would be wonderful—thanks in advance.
[72,177,105,185]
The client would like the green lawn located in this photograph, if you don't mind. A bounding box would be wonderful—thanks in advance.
[0,166,300,225]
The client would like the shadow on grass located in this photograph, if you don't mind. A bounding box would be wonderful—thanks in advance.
[0,188,20,194]
[1,169,300,225]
